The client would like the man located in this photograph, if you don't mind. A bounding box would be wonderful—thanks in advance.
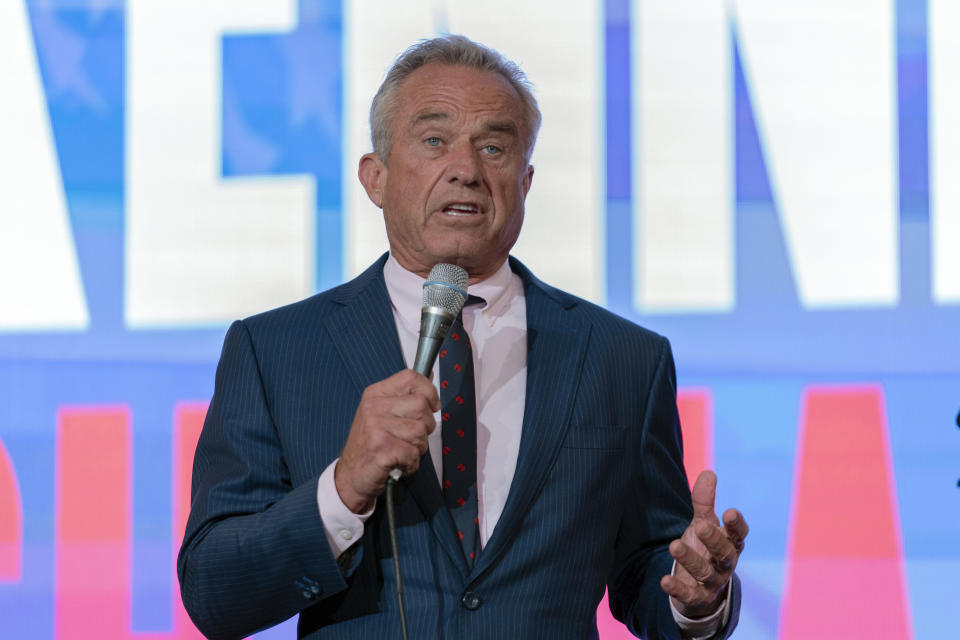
[178,35,747,639]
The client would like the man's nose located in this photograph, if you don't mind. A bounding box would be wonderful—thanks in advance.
[445,143,481,186]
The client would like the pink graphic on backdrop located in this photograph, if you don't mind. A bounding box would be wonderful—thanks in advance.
[677,389,713,488]
[779,386,913,639]
[56,406,130,639]
[596,388,713,638]
[55,405,206,640]
[172,404,207,638]
[0,436,22,581]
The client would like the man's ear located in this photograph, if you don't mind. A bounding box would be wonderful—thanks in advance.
[522,164,534,197]
[358,152,387,208]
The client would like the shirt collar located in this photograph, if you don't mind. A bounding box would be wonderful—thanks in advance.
[383,254,519,335]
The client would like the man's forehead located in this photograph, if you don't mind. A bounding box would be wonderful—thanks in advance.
[398,70,521,126]
[399,64,521,106]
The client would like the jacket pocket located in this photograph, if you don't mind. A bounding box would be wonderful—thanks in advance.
[560,425,627,450]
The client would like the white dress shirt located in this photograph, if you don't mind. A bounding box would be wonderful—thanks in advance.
[314,254,728,638]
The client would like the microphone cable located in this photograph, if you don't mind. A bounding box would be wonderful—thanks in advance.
[386,469,409,640]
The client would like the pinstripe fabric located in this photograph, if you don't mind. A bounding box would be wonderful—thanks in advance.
[177,254,741,639]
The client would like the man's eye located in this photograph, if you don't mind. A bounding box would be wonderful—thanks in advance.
[425,137,441,147]
[483,145,502,155]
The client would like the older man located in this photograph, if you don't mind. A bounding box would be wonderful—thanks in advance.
[179,35,746,639]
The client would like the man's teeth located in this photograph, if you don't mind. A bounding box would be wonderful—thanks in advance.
[444,204,478,215]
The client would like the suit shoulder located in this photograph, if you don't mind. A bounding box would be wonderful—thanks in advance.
[574,297,670,359]
[537,282,669,350]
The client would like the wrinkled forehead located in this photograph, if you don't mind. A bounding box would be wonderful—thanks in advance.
[394,63,527,131]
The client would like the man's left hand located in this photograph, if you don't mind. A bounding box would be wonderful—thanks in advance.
[660,470,748,619]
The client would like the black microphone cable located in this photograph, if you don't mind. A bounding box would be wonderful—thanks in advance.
[386,470,409,640]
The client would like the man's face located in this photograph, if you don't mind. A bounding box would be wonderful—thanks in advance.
[359,63,534,282]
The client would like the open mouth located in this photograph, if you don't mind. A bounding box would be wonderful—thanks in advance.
[442,203,481,216]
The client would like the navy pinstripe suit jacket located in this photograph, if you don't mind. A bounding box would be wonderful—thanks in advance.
[177,254,741,639]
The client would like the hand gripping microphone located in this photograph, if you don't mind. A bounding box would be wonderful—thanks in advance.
[387,263,468,640]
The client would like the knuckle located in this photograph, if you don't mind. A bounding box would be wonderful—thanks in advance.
[404,417,425,437]
[369,429,391,451]
[695,560,712,580]
[374,451,394,471]
[702,527,721,545]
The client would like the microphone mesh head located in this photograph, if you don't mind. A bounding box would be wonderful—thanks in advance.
[423,263,469,315]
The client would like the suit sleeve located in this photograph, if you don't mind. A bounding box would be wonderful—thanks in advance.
[177,320,352,640]
[606,337,741,639]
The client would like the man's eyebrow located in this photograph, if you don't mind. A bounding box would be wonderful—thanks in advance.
[412,111,451,125]
[409,113,519,137]
[482,120,519,137]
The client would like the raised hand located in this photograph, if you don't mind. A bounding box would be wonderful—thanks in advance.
[660,470,749,619]
[335,369,440,513]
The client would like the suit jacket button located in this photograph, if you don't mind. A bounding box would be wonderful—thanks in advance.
[461,591,482,610]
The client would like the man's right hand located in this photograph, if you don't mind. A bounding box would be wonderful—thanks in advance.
[335,369,440,514]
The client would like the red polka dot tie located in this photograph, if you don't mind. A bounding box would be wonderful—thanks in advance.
[439,300,481,566]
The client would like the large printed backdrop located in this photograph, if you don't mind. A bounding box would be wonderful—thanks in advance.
[0,1,957,638]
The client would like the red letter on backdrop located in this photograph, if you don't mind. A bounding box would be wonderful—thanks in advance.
[0,437,22,581]
[779,386,912,639]
[56,407,132,639]
[56,405,205,640]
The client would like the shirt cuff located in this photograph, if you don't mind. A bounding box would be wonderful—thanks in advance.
[668,560,733,640]
[316,458,374,559]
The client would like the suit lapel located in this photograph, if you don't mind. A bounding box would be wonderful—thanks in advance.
[323,261,406,392]
[323,257,469,576]
[472,264,590,579]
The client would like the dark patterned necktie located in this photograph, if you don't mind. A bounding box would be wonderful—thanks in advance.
[439,300,482,566]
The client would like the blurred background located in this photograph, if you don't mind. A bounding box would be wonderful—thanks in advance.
[0,0,957,638]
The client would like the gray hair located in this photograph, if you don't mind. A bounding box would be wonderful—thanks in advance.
[369,34,542,162]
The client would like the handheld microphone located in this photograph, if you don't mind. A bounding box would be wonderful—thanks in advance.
[389,263,469,484]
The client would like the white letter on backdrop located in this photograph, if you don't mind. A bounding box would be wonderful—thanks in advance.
[126,0,315,327]
[633,1,898,311]
[732,0,898,308]
[0,1,89,331]
[633,0,734,312]
[930,0,960,304]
